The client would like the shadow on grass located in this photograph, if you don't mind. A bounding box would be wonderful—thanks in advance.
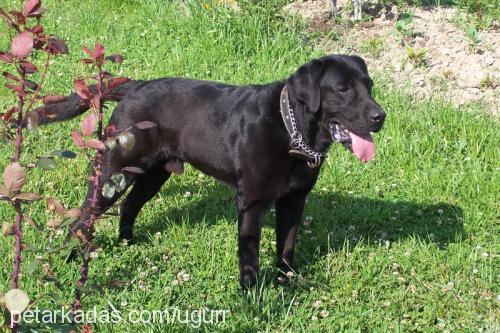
[87,178,465,332]
[89,177,463,319]
[121,178,464,270]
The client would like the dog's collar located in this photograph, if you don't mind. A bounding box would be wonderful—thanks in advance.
[280,85,325,168]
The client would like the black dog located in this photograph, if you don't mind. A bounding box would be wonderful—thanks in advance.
[36,54,386,287]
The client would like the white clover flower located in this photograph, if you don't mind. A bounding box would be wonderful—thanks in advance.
[177,271,190,283]
[304,216,313,227]
[138,280,146,290]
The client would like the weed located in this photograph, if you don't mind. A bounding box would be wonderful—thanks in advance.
[442,69,455,80]
[465,26,481,53]
[406,46,427,67]
[479,74,495,90]
[360,38,385,57]
[396,12,415,37]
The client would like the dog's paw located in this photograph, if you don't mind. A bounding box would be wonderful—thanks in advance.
[239,267,258,289]
[277,270,295,285]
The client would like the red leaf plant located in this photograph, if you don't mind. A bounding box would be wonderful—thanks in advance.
[0,1,68,332]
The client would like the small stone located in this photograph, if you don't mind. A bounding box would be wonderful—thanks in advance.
[483,55,495,66]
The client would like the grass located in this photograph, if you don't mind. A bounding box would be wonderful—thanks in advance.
[0,0,499,332]
[360,38,385,58]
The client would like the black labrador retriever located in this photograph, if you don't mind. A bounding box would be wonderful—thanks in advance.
[35,54,386,287]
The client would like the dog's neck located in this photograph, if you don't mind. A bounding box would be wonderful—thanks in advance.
[281,84,332,164]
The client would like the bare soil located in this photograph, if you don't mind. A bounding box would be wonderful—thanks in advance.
[285,0,499,114]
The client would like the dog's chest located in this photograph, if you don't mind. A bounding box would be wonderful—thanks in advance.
[279,162,320,196]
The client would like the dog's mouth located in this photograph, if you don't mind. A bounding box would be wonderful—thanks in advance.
[329,121,375,163]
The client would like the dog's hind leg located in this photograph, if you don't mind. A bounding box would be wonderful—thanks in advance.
[119,165,170,243]
[67,151,138,241]
[68,120,161,241]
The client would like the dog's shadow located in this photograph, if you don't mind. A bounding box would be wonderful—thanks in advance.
[100,178,464,288]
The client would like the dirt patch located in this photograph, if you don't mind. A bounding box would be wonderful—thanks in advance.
[285,0,499,114]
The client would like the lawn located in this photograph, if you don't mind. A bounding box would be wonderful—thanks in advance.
[0,0,498,332]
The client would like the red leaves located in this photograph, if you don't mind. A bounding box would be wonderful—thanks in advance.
[93,43,105,60]
[81,113,97,137]
[13,192,41,202]
[90,95,101,110]
[71,131,85,148]
[47,38,68,55]
[72,114,106,151]
[3,163,26,193]
[47,197,65,216]
[0,52,14,64]
[83,43,105,62]
[106,54,124,64]
[74,79,91,100]
[82,44,124,67]
[0,8,13,26]
[23,0,42,17]
[3,107,19,122]
[5,82,25,97]
[19,60,37,74]
[24,79,38,91]
[11,31,34,58]
[2,71,19,82]
[86,139,106,151]
[107,77,129,90]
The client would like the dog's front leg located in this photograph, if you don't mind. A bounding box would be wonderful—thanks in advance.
[275,190,308,283]
[236,195,270,288]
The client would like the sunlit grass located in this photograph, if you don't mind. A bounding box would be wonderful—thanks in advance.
[0,0,498,332]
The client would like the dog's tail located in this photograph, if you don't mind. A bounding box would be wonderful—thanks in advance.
[32,79,142,126]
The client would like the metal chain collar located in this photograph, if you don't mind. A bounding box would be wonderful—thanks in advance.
[280,85,325,168]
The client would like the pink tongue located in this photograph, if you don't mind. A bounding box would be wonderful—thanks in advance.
[349,131,375,163]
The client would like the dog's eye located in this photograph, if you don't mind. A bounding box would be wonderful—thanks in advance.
[338,85,349,93]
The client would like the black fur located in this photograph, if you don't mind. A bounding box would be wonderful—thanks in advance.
[36,54,385,288]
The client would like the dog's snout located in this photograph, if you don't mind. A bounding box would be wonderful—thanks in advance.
[369,109,386,124]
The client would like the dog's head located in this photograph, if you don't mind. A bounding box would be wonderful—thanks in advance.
[288,55,386,163]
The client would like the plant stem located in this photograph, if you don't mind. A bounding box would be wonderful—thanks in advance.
[72,59,106,320]
[10,65,26,333]
[11,202,23,289]
[24,52,52,113]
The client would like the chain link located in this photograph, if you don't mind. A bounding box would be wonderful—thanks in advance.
[283,89,325,168]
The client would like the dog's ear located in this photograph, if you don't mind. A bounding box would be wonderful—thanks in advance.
[288,59,324,113]
[349,55,368,74]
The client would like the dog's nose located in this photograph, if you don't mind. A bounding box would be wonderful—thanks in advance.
[369,109,386,124]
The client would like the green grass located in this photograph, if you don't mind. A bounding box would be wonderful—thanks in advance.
[1,0,499,332]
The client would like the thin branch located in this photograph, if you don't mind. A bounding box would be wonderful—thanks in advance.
[24,52,52,113]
